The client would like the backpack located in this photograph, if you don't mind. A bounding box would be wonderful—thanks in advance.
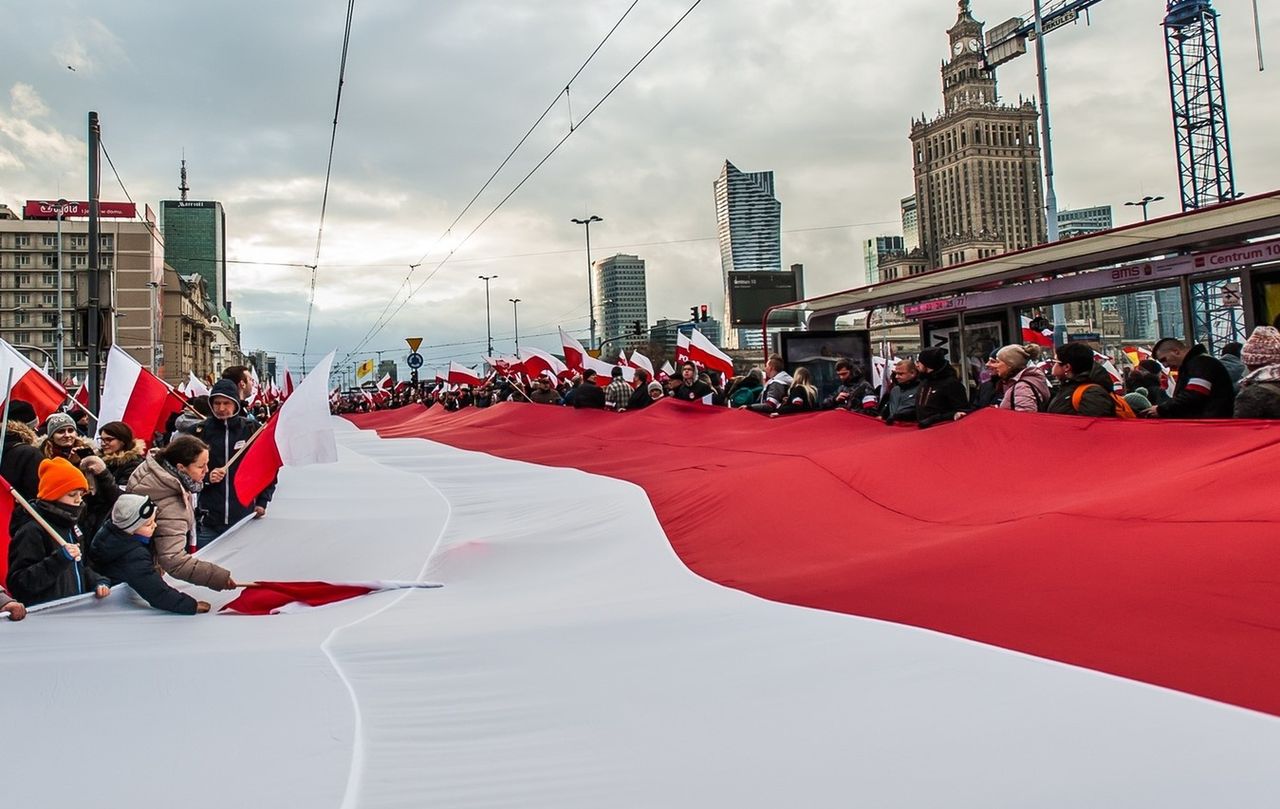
[1072,383,1137,419]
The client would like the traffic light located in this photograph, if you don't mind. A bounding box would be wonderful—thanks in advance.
[632,320,644,336]
[690,306,699,322]
[699,304,709,322]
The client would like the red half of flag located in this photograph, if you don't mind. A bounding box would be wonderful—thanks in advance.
[0,340,68,423]
[0,476,14,589]
[233,413,281,507]
[220,580,441,615]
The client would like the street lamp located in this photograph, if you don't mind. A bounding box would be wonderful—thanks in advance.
[570,215,602,349]
[1124,195,1165,222]
[478,275,498,357]
[55,198,68,381]
[508,298,521,356]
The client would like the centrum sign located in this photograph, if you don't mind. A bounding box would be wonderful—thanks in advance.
[24,200,137,219]
[1193,238,1280,271]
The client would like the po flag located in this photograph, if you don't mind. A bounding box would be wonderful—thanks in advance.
[0,339,68,423]
[98,346,184,447]
[234,352,339,507]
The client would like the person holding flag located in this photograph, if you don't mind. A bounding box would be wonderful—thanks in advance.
[186,379,274,548]
[6,458,111,606]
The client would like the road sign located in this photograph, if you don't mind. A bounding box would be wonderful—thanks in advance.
[406,337,423,353]
[407,352,424,369]
[1220,282,1242,308]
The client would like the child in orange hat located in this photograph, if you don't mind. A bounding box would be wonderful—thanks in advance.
[6,457,111,606]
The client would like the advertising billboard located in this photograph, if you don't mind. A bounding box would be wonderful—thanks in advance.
[23,200,137,219]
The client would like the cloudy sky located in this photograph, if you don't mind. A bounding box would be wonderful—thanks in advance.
[1,0,1276,377]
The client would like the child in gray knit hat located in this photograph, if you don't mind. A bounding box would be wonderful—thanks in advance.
[89,494,211,614]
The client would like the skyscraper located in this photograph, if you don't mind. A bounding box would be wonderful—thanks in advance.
[593,253,648,359]
[864,236,905,285]
[160,199,227,311]
[910,1,1046,269]
[714,160,781,349]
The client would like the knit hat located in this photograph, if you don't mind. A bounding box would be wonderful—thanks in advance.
[209,378,242,415]
[647,381,664,393]
[1124,390,1153,412]
[1241,326,1280,369]
[8,399,37,428]
[37,457,89,502]
[917,347,949,371]
[111,494,156,534]
[44,412,77,436]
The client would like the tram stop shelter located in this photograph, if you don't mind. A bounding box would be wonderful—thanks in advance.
[763,190,1280,387]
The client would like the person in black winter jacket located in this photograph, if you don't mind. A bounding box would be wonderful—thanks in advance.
[90,494,210,615]
[6,458,110,606]
[914,348,968,428]
[572,370,606,409]
[820,360,879,412]
[1147,339,1236,419]
[186,378,275,548]
[1,400,43,501]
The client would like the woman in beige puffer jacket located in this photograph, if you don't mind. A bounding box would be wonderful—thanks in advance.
[127,435,234,591]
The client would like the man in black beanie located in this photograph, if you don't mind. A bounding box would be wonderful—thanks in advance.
[914,348,968,428]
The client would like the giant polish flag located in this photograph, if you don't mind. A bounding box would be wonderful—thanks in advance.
[234,352,339,507]
[559,327,586,372]
[98,345,183,446]
[0,339,67,423]
[688,327,733,377]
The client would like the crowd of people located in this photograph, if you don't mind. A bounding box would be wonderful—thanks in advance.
[7,327,1277,623]
[332,325,1280,425]
[2,366,276,622]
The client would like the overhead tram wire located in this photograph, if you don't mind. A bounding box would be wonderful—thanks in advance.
[341,0,707,364]
[300,0,357,373]
[342,0,644,367]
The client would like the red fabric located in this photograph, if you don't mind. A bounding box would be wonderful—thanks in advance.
[346,402,1280,716]
[233,415,281,507]
[8,371,67,424]
[0,477,13,589]
[119,367,176,447]
[221,580,377,615]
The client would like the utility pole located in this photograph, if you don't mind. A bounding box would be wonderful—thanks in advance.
[55,198,67,382]
[571,215,602,349]
[87,111,102,422]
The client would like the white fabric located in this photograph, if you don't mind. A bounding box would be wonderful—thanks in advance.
[4,421,1280,808]
[275,351,338,466]
[96,344,145,430]
[187,371,211,398]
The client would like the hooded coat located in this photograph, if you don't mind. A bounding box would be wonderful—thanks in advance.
[103,439,147,490]
[1233,365,1280,419]
[127,456,232,591]
[187,379,275,529]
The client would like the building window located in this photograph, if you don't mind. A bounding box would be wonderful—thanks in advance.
[13,331,29,344]
[100,235,113,250]
[15,273,30,287]
[15,235,30,247]
[41,254,57,268]
[70,235,87,248]
[14,313,27,325]
[14,254,30,268]
[71,255,87,268]
[42,273,56,286]
[42,312,56,325]
[42,293,56,306]
[15,293,30,305]
[42,235,57,248]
